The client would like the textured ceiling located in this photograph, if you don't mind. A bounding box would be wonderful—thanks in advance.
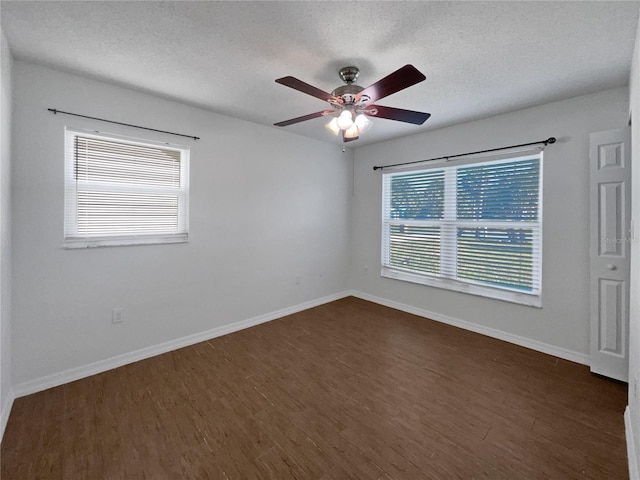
[1,1,639,146]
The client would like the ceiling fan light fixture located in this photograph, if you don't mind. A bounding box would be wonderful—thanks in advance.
[337,110,354,130]
[274,64,430,143]
[354,113,372,133]
[344,123,360,139]
[325,117,340,135]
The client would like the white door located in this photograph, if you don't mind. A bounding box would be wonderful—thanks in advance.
[590,127,631,382]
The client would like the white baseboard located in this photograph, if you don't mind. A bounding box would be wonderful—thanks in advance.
[0,387,15,444]
[10,289,590,400]
[350,290,590,366]
[627,406,640,480]
[13,291,351,399]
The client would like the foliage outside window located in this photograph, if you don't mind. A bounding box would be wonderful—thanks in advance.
[381,153,542,306]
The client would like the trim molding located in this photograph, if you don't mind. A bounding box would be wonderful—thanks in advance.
[350,290,590,366]
[627,406,640,480]
[0,388,15,443]
[10,290,591,401]
[13,291,351,398]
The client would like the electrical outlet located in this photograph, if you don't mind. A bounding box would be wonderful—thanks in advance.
[112,308,124,324]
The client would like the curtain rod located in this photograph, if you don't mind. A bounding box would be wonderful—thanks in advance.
[372,137,556,171]
[48,108,200,141]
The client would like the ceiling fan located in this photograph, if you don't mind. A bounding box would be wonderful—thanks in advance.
[274,65,431,142]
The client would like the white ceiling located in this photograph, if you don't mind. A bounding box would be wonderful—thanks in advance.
[1,1,639,146]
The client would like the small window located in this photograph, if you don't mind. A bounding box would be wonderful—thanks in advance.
[64,128,189,248]
[381,153,542,307]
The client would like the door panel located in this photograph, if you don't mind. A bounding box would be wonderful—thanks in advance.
[598,279,623,355]
[590,127,631,381]
[598,182,623,256]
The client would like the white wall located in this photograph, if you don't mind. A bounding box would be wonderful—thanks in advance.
[627,10,640,477]
[0,29,14,438]
[350,88,629,359]
[11,61,352,387]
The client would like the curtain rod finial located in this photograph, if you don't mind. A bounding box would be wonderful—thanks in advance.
[547,137,556,144]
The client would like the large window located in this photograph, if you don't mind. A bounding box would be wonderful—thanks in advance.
[382,153,542,306]
[64,128,189,248]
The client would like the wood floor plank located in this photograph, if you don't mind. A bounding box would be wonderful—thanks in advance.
[1,297,629,479]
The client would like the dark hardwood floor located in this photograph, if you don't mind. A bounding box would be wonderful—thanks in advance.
[1,297,629,479]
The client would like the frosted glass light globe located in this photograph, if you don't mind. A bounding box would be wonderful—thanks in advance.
[325,117,340,135]
[337,110,354,130]
[354,114,372,133]
[344,123,359,139]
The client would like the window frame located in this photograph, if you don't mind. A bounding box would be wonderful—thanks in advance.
[381,152,543,307]
[63,128,190,249]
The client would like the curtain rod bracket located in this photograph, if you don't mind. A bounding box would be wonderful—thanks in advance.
[373,136,556,171]
[47,108,200,141]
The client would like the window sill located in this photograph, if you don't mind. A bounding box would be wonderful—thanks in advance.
[63,234,188,249]
[381,266,541,308]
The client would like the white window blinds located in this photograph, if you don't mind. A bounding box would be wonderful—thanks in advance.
[382,153,542,306]
[64,129,189,248]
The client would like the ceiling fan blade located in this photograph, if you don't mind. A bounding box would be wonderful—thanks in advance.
[274,110,333,127]
[367,105,431,125]
[275,76,336,102]
[358,65,426,103]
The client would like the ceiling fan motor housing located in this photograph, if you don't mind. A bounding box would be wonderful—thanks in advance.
[332,67,370,108]
[331,84,364,103]
[338,66,359,84]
